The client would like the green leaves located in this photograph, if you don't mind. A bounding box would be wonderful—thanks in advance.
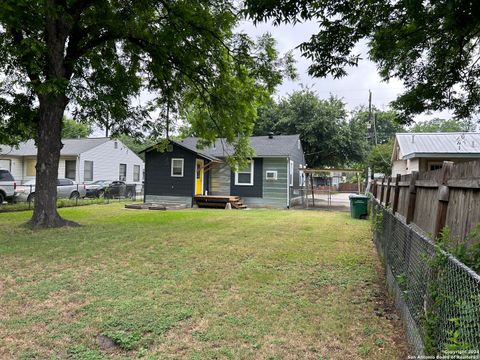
[245,0,480,120]
[0,0,292,164]
[253,89,366,167]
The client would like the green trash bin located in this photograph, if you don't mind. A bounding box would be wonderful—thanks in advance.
[349,194,369,219]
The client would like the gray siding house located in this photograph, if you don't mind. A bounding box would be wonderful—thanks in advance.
[142,134,306,208]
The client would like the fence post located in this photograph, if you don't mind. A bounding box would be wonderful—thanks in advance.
[372,180,377,198]
[433,161,454,239]
[392,174,401,214]
[406,172,419,225]
[380,178,385,205]
[385,177,392,207]
[310,173,315,207]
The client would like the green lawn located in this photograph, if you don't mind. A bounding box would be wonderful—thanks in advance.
[0,204,406,359]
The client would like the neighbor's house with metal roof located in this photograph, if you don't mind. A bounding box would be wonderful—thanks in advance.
[141,134,306,208]
[0,138,144,185]
[391,132,480,176]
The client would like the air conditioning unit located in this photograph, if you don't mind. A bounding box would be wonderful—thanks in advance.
[265,170,277,180]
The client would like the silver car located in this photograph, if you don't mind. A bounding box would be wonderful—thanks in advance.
[15,178,87,202]
[0,168,16,204]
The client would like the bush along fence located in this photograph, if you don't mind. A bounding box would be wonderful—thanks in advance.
[371,200,480,356]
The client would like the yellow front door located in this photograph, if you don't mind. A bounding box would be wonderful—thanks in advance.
[195,159,204,195]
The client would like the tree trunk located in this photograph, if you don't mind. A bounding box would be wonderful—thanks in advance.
[28,1,78,228]
[28,95,78,228]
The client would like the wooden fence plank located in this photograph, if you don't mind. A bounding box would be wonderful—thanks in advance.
[447,178,480,189]
[392,174,401,214]
[433,161,454,239]
[406,172,419,225]
[385,177,392,207]
[380,178,385,205]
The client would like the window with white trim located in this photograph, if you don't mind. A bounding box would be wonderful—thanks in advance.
[235,160,254,186]
[171,158,184,177]
[289,160,294,186]
[265,170,277,180]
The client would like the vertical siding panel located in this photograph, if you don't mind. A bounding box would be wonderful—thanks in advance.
[210,163,230,195]
[262,157,288,208]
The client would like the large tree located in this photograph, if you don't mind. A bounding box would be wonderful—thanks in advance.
[253,89,367,167]
[245,0,480,121]
[409,118,476,133]
[367,141,394,176]
[0,1,292,228]
[350,107,405,145]
[62,117,92,138]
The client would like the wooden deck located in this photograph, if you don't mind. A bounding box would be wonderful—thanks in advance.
[194,195,247,209]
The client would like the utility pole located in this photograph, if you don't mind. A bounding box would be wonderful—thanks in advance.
[368,90,378,145]
[367,90,376,181]
[368,90,372,123]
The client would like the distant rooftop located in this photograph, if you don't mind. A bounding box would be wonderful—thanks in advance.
[395,132,480,159]
[0,138,110,156]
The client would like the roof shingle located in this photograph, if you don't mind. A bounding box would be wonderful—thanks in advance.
[0,138,110,156]
[178,135,301,158]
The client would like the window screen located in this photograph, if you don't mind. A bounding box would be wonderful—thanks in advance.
[65,160,76,180]
[133,165,140,182]
[119,164,127,181]
[84,161,93,181]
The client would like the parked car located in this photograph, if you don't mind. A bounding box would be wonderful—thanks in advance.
[85,180,113,198]
[104,181,137,199]
[15,179,87,202]
[0,168,16,204]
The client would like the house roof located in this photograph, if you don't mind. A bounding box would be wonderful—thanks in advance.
[177,134,302,158]
[0,138,110,156]
[394,132,480,160]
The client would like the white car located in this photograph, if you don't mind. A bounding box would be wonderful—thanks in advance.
[15,179,87,202]
[0,168,16,204]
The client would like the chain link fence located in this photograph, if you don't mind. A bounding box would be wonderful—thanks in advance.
[371,199,480,356]
[0,184,144,213]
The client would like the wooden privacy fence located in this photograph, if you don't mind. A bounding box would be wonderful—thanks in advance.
[371,160,480,242]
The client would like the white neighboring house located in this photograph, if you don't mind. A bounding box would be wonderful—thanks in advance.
[0,138,144,188]
[391,132,480,176]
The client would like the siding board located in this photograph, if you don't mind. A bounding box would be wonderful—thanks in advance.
[262,158,288,208]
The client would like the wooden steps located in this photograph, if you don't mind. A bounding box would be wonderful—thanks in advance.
[194,195,247,209]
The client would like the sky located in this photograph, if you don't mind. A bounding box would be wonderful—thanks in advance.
[239,20,453,123]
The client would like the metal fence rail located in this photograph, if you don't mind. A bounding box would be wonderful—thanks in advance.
[0,185,144,213]
[371,199,480,355]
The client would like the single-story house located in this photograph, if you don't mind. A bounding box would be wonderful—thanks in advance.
[391,132,480,176]
[142,134,306,208]
[0,138,144,186]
